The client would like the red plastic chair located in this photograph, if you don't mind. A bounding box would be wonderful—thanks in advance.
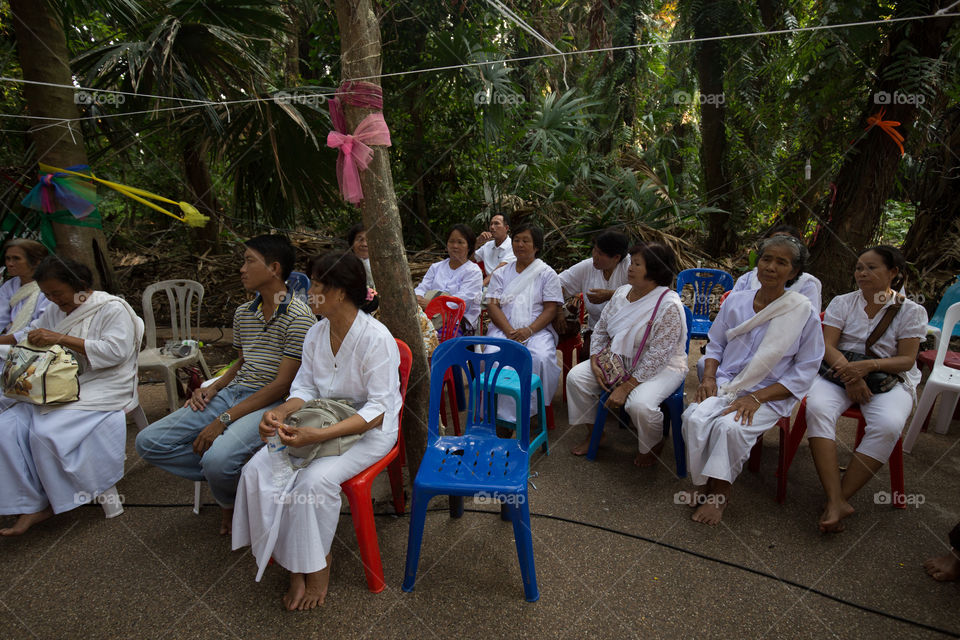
[557,294,585,404]
[773,398,905,508]
[340,339,413,593]
[747,416,792,503]
[425,296,466,435]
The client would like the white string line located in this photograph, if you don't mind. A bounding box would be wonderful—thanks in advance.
[0,11,954,128]
[483,0,568,89]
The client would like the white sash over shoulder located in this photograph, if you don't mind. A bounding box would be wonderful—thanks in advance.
[7,279,40,334]
[718,290,810,399]
[606,286,672,357]
[500,259,549,328]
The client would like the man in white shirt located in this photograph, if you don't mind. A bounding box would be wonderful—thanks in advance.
[474,213,515,285]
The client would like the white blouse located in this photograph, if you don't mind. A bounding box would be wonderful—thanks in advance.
[475,237,514,271]
[414,258,484,329]
[558,257,630,329]
[0,276,49,342]
[288,312,401,435]
[590,285,688,383]
[705,290,824,417]
[822,290,928,389]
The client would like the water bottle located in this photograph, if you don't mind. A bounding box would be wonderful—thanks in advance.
[266,434,293,488]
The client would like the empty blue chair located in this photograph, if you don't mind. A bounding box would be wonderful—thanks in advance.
[473,368,549,459]
[586,307,692,477]
[402,337,539,602]
[675,268,733,340]
[286,270,310,302]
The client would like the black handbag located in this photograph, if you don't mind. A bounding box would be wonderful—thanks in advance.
[818,296,904,394]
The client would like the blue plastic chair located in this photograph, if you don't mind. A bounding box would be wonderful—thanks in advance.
[585,307,693,478]
[473,368,549,459]
[402,337,539,602]
[927,275,960,349]
[675,268,734,340]
[286,270,310,302]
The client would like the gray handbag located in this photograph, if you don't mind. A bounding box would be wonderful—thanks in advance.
[284,398,361,468]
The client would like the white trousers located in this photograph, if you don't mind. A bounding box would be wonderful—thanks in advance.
[0,403,125,515]
[682,396,781,487]
[485,327,560,422]
[566,360,686,453]
[804,375,912,462]
[232,426,396,580]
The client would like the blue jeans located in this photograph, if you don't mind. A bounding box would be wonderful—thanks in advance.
[135,384,278,507]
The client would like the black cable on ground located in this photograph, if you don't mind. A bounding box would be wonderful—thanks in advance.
[96,502,959,637]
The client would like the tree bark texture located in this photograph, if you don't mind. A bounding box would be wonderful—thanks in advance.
[182,139,221,252]
[334,0,430,476]
[807,4,954,298]
[694,0,734,254]
[10,0,115,290]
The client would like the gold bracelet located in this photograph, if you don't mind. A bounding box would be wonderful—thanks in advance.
[749,393,763,406]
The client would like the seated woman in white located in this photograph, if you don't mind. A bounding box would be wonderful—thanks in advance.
[485,223,563,422]
[732,224,822,311]
[806,245,927,533]
[682,236,823,526]
[414,224,484,334]
[232,252,402,612]
[566,242,687,463]
[558,229,630,354]
[0,257,144,536]
[0,238,50,361]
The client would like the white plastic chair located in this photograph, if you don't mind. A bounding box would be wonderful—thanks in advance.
[137,280,212,414]
[904,301,960,453]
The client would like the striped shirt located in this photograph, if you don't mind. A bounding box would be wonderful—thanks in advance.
[231,291,316,390]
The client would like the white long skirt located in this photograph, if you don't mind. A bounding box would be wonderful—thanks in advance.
[485,327,561,422]
[232,426,397,581]
[681,395,781,487]
[0,402,126,515]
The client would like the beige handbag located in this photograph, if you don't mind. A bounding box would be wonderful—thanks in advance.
[284,398,361,467]
[2,341,81,405]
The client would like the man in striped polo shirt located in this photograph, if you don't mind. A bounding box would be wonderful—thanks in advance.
[136,235,316,535]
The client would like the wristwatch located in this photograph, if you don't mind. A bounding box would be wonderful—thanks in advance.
[218,412,233,427]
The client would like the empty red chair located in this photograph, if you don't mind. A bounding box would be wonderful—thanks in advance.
[340,338,413,593]
[425,296,466,435]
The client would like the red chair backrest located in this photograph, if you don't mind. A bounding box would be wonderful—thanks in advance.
[395,339,412,455]
[425,295,466,342]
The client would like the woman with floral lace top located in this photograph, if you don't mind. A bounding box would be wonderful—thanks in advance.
[566,242,688,466]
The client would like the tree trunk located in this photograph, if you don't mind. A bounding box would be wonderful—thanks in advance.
[807,6,955,298]
[282,0,301,86]
[182,139,221,252]
[334,0,430,476]
[10,0,115,290]
[694,0,734,254]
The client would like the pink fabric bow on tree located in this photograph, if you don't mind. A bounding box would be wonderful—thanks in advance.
[326,82,391,204]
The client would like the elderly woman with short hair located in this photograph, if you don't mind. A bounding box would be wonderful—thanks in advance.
[682,235,823,526]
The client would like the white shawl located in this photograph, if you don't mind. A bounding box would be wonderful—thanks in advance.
[607,286,670,357]
[500,258,549,329]
[718,290,810,399]
[6,279,40,334]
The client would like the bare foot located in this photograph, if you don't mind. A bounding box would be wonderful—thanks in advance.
[571,428,603,456]
[0,507,53,536]
[282,573,305,611]
[818,501,855,533]
[220,508,233,536]
[634,441,665,467]
[692,497,727,526]
[299,562,331,610]
[677,487,705,508]
[924,551,960,582]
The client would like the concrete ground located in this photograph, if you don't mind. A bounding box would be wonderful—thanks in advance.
[2,341,959,639]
